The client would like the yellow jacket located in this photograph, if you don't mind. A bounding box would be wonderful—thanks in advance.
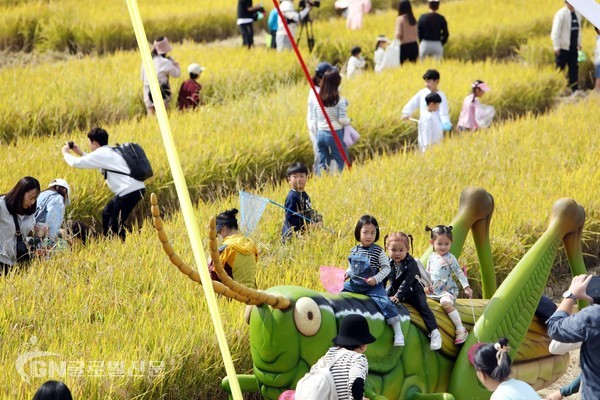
[220,233,258,289]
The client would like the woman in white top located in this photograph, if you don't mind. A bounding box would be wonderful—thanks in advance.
[0,177,40,274]
[312,68,350,174]
[471,338,540,400]
[276,0,311,51]
[141,37,181,115]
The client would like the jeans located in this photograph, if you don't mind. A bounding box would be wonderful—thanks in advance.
[239,23,254,48]
[555,49,579,91]
[102,189,145,241]
[316,129,347,174]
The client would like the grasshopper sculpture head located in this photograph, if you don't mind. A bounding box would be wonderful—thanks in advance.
[151,187,586,400]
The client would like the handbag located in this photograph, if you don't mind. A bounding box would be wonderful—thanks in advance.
[381,40,401,70]
[343,125,360,147]
[12,214,32,264]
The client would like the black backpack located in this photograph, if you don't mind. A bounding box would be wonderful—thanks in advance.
[105,143,153,181]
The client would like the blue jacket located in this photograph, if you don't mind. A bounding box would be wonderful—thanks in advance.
[268,9,279,31]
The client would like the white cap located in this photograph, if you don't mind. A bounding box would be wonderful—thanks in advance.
[48,178,71,206]
[188,63,205,75]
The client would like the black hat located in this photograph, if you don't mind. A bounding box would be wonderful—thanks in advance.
[332,314,376,346]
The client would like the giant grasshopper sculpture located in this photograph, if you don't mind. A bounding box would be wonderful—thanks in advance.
[150,187,587,400]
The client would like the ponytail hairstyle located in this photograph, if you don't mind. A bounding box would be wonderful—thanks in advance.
[471,80,485,103]
[425,224,453,241]
[384,232,413,254]
[398,0,416,25]
[471,338,512,382]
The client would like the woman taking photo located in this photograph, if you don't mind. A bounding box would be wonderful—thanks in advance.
[0,176,40,274]
[312,68,350,174]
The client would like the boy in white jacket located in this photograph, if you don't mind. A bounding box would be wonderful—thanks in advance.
[402,69,451,132]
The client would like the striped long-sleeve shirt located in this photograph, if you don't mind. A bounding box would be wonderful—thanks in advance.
[317,347,369,400]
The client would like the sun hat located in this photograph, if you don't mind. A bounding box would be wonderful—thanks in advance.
[153,37,173,55]
[315,61,333,76]
[376,35,391,43]
[48,178,71,206]
[473,81,491,92]
[332,314,376,346]
[188,63,205,75]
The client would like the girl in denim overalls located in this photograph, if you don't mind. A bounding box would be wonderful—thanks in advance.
[343,215,405,346]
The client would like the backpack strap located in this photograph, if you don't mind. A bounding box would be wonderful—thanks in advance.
[324,348,347,370]
[12,213,23,239]
[34,192,60,222]
[102,147,133,179]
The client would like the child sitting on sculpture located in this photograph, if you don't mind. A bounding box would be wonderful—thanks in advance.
[425,224,473,344]
[343,215,405,346]
[385,231,442,350]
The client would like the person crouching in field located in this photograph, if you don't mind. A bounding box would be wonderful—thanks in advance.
[210,208,258,289]
[177,63,205,111]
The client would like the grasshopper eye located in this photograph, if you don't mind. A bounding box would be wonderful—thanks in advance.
[294,297,322,336]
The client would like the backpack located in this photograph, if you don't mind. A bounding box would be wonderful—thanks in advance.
[105,143,153,181]
[415,259,433,289]
[295,350,345,400]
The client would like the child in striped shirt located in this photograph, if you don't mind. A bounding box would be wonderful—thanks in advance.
[343,215,405,346]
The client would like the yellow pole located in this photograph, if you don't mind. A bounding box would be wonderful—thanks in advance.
[124,1,243,398]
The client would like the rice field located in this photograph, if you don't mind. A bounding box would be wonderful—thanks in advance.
[1,0,599,398]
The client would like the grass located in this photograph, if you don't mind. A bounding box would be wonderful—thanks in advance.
[1,94,599,399]
[0,59,565,223]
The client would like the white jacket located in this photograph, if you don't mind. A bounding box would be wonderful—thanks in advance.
[0,197,35,266]
[63,146,145,197]
[402,88,451,127]
[551,7,581,51]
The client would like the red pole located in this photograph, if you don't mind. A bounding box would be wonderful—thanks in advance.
[271,0,351,170]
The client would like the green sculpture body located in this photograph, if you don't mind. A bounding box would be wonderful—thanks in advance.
[151,187,587,400]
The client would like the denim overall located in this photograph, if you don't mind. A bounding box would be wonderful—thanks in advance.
[343,246,401,325]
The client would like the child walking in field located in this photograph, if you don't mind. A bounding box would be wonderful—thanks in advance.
[457,80,494,132]
[402,69,452,132]
[385,232,442,350]
[374,35,391,73]
[281,162,320,243]
[417,92,444,152]
[425,225,473,344]
[343,215,405,346]
[346,46,366,78]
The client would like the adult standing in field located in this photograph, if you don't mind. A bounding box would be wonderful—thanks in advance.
[418,0,449,61]
[61,127,145,241]
[141,37,181,116]
[546,274,600,400]
[0,176,40,274]
[307,61,333,174]
[237,0,266,49]
[551,1,582,92]
[276,0,313,51]
[312,68,350,174]
[346,0,371,30]
[395,0,419,64]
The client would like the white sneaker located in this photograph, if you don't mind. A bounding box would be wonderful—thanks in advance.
[430,330,442,350]
[394,334,405,347]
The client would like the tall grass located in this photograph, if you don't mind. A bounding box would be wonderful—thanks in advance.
[0,60,564,222]
[0,95,598,399]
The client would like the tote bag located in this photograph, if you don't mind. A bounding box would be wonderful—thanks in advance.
[343,125,360,147]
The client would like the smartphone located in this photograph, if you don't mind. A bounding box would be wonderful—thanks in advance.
[586,275,600,304]
[67,141,74,149]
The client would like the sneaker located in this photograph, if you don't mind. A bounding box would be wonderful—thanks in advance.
[394,334,405,347]
[430,330,442,350]
[454,328,468,345]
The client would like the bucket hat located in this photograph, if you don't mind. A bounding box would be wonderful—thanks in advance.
[153,37,173,55]
[332,314,376,346]
[48,178,71,206]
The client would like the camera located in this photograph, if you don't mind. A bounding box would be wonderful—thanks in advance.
[587,275,600,304]
[68,141,74,149]
[299,0,320,8]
